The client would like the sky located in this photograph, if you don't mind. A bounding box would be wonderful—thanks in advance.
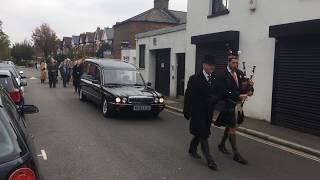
[0,0,187,44]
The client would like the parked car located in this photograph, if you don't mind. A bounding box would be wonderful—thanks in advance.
[1,61,15,66]
[0,70,26,106]
[0,63,27,92]
[79,59,165,117]
[0,86,42,180]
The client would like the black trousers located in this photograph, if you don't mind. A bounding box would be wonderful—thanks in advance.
[48,73,57,88]
[189,136,214,162]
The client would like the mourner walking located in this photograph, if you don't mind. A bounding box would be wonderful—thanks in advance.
[59,58,71,88]
[184,55,220,171]
[72,60,82,93]
[47,58,58,88]
[39,61,47,84]
[215,51,254,165]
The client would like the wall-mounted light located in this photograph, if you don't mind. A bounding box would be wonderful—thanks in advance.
[249,0,257,11]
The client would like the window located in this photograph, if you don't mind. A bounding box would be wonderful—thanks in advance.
[121,40,130,49]
[83,63,100,81]
[103,69,145,86]
[0,76,15,92]
[123,56,130,63]
[0,119,15,164]
[209,0,229,17]
[139,45,146,69]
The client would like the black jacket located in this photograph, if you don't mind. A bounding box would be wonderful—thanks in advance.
[47,63,58,76]
[215,68,252,126]
[184,71,219,139]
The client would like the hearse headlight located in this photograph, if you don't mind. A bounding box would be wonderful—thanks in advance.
[159,97,164,103]
[122,97,127,103]
[115,97,121,103]
[154,98,159,103]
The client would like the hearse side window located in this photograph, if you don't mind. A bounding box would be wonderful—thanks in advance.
[87,64,100,81]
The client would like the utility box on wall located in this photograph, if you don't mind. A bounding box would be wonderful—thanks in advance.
[249,0,257,11]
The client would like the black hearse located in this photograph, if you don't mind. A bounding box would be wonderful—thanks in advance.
[79,59,165,117]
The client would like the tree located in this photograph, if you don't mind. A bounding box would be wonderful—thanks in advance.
[0,20,11,60]
[31,23,57,60]
[96,42,111,58]
[11,40,34,63]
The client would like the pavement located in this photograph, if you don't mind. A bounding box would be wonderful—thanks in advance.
[21,67,320,180]
[165,97,320,157]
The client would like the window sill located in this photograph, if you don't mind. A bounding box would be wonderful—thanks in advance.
[207,10,230,18]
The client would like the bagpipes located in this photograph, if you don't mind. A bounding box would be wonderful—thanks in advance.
[225,43,256,94]
[240,61,256,94]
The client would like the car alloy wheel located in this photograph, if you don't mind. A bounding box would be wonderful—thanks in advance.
[102,99,109,117]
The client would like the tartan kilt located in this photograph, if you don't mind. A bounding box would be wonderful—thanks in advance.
[214,103,244,128]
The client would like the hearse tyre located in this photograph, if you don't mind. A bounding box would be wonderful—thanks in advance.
[102,97,113,117]
[79,88,86,101]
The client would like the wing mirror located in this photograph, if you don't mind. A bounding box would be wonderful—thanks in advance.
[147,82,152,87]
[20,81,27,86]
[20,105,39,114]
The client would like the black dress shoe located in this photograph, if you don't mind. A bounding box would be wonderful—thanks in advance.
[207,160,218,171]
[188,150,201,159]
[233,154,248,165]
[218,144,231,155]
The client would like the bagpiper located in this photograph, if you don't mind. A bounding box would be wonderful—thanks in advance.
[215,51,254,165]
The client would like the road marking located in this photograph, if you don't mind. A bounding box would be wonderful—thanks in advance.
[37,149,48,160]
[30,77,37,80]
[164,109,320,163]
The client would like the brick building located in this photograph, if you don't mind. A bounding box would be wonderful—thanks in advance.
[112,0,186,59]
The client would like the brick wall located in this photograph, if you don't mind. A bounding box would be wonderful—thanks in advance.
[112,21,176,59]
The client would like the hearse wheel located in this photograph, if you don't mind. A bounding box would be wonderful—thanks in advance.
[102,98,112,117]
[79,89,86,101]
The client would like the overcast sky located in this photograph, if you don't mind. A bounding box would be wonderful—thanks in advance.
[0,0,187,44]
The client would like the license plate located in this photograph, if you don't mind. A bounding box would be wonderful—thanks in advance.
[133,106,151,111]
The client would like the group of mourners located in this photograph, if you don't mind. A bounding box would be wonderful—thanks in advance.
[39,57,84,93]
[184,51,254,171]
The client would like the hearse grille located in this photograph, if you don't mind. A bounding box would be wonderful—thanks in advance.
[128,97,154,103]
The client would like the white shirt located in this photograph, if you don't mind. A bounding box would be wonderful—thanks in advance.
[202,70,211,81]
[227,65,239,86]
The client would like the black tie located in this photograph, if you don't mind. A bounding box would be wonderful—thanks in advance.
[208,75,212,86]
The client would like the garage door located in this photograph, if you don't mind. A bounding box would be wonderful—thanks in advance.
[195,43,229,73]
[272,36,320,136]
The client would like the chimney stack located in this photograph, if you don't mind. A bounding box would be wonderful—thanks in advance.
[154,0,169,10]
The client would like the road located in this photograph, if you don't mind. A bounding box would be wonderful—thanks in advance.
[21,67,319,180]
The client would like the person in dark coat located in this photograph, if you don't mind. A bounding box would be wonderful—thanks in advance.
[47,58,58,88]
[215,52,254,165]
[183,55,220,170]
[59,59,71,88]
[72,60,82,93]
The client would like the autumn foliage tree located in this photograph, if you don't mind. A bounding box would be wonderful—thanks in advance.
[31,23,57,59]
